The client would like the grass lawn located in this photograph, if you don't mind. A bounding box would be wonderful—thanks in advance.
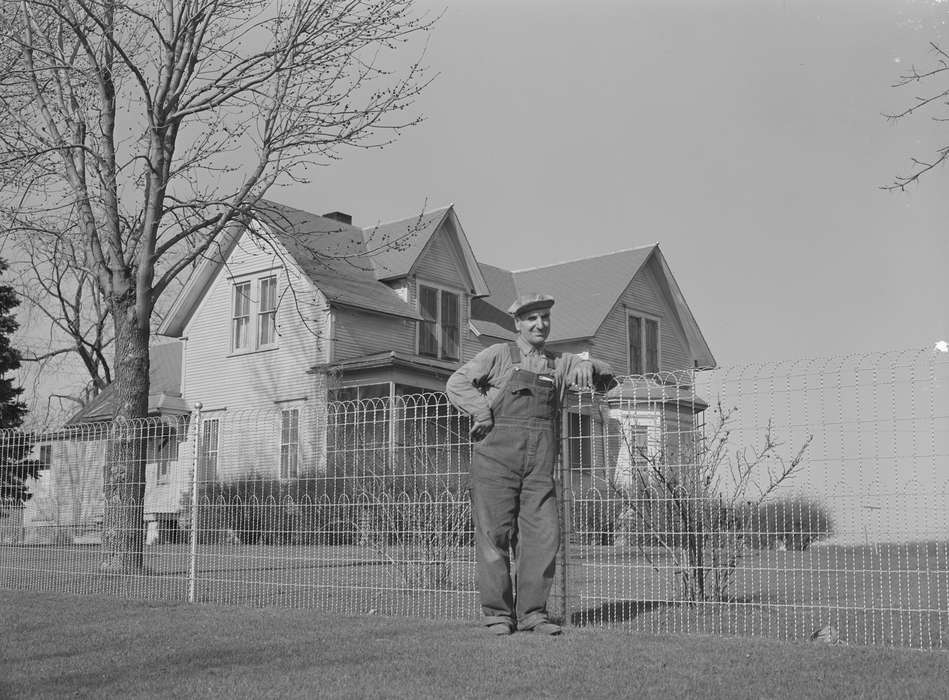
[2,589,948,699]
[4,540,947,650]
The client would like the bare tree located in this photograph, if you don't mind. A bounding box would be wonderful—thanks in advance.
[0,0,434,572]
[614,403,813,602]
[11,228,113,412]
[884,42,949,189]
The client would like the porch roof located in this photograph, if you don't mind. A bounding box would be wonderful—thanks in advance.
[309,351,458,391]
[605,377,709,413]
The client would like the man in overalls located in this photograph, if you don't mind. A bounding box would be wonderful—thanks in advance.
[446,293,612,636]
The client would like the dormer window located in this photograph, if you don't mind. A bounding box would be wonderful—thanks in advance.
[418,283,460,361]
[231,274,278,353]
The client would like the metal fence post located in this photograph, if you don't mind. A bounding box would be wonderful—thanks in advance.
[188,403,203,604]
[557,403,572,626]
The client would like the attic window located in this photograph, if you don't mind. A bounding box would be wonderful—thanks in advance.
[418,284,460,361]
[231,275,279,353]
[233,282,251,350]
[628,313,660,374]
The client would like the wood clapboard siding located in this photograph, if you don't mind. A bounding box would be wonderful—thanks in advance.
[183,230,328,412]
[181,230,329,483]
[26,440,106,527]
[591,257,692,375]
[332,307,416,361]
[144,437,194,515]
[334,221,478,364]
[412,219,472,290]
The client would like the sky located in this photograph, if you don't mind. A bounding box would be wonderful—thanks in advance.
[5,0,946,538]
[8,0,949,414]
[264,0,949,368]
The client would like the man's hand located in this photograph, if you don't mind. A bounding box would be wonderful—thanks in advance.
[469,415,494,441]
[568,360,595,389]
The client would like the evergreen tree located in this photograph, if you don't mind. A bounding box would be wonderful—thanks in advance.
[0,257,26,428]
[0,257,34,502]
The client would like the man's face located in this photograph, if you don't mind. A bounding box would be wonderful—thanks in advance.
[515,309,551,349]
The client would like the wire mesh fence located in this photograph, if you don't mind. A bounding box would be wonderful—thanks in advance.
[1,348,947,649]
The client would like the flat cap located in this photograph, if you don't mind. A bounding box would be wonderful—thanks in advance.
[507,293,555,317]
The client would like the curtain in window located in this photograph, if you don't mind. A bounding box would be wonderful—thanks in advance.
[199,419,219,483]
[280,409,299,479]
[628,315,643,375]
[258,276,277,346]
[645,319,659,373]
[418,286,439,357]
[441,290,460,360]
[233,283,251,350]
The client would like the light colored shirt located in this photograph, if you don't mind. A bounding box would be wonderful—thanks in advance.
[445,336,612,422]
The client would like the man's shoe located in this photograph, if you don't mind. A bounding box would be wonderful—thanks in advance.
[527,621,562,636]
[487,622,513,636]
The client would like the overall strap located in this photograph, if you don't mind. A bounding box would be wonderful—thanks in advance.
[545,352,556,372]
[508,343,521,366]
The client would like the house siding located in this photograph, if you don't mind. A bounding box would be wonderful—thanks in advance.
[183,230,329,411]
[332,307,416,361]
[412,220,472,290]
[590,258,693,376]
[24,439,105,529]
[179,229,330,485]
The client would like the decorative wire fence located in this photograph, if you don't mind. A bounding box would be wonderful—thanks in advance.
[1,348,947,649]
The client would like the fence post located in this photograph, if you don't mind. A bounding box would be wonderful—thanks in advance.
[188,402,203,604]
[557,403,572,626]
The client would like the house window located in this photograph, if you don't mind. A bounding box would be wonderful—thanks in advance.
[628,314,660,374]
[328,383,391,448]
[627,425,650,467]
[280,409,299,479]
[38,444,51,470]
[417,284,460,361]
[233,282,251,350]
[231,274,279,353]
[258,276,277,347]
[148,429,180,485]
[198,419,220,483]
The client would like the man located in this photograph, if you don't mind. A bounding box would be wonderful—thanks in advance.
[446,293,612,636]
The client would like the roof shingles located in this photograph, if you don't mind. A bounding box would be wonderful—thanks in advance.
[470,247,655,342]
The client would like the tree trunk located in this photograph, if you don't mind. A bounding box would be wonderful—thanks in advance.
[99,297,150,574]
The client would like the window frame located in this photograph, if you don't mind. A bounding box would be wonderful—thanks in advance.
[148,428,180,486]
[230,273,280,354]
[198,418,220,484]
[627,312,661,375]
[279,408,300,480]
[416,281,463,361]
[257,275,278,349]
[232,281,252,352]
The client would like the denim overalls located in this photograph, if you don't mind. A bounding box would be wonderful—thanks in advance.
[470,344,560,630]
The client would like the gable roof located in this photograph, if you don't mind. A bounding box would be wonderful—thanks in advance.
[253,201,421,321]
[515,247,656,342]
[363,207,490,295]
[66,343,186,425]
[470,247,654,342]
[469,263,518,339]
[470,246,715,368]
[159,200,421,336]
[363,206,451,280]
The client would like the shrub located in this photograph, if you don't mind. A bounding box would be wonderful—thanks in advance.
[572,489,625,545]
[746,496,834,551]
[179,475,363,545]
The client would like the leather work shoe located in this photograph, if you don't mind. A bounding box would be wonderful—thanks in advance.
[487,622,514,636]
[527,621,563,636]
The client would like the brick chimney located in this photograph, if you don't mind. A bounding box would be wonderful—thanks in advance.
[323,211,352,225]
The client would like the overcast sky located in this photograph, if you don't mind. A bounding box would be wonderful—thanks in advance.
[269,0,949,367]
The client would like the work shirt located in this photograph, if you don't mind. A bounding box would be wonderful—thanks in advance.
[445,336,612,423]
